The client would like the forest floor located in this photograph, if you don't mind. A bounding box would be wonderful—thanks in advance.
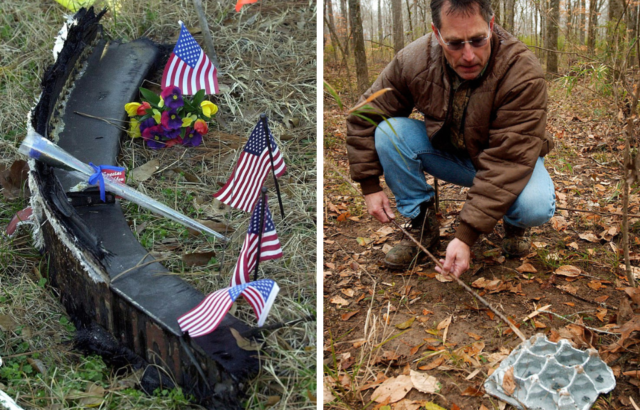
[323,58,640,409]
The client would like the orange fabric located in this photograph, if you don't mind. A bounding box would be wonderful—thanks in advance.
[235,0,259,12]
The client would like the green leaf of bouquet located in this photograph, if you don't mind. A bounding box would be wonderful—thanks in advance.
[193,89,205,106]
[139,87,160,105]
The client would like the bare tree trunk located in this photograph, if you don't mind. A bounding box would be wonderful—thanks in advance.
[492,0,502,25]
[405,0,414,41]
[340,0,350,55]
[504,0,516,32]
[546,0,559,75]
[326,0,339,63]
[349,0,369,96]
[587,0,598,54]
[579,0,586,44]
[392,0,404,53]
[378,0,383,44]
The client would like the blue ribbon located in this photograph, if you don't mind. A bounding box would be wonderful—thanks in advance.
[88,162,125,202]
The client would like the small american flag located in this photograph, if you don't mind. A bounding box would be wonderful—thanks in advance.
[177,284,247,337]
[241,279,280,326]
[162,22,219,95]
[230,195,283,286]
[214,119,286,212]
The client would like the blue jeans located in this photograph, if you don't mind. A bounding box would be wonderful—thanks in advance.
[375,118,555,229]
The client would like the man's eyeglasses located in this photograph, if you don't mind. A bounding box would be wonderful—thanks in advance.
[436,30,490,51]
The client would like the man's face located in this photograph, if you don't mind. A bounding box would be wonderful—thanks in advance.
[432,2,494,80]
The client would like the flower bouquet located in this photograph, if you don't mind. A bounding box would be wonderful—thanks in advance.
[124,86,218,149]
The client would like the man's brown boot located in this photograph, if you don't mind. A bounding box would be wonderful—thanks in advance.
[501,221,531,257]
[384,200,440,269]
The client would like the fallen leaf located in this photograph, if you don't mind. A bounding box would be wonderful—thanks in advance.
[181,251,216,267]
[230,328,262,351]
[516,263,537,273]
[588,281,606,291]
[486,311,495,320]
[396,317,416,330]
[437,316,452,330]
[435,274,453,282]
[625,287,640,305]
[418,356,445,370]
[466,332,482,340]
[422,403,448,410]
[356,237,373,246]
[564,302,576,307]
[130,159,160,183]
[372,375,413,403]
[596,309,608,322]
[555,265,581,277]
[502,366,516,395]
[579,232,600,242]
[460,386,483,396]
[330,296,350,307]
[78,383,105,407]
[410,343,424,356]
[341,288,355,297]
[533,320,546,328]
[532,241,548,248]
[594,295,610,303]
[608,316,640,352]
[322,377,336,404]
[341,311,359,321]
[337,212,350,222]
[409,370,440,394]
[568,241,579,250]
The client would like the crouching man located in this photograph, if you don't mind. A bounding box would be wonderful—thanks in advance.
[346,0,555,278]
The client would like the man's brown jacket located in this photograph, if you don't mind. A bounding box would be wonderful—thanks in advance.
[346,25,553,246]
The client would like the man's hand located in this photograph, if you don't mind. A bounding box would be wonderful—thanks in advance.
[364,191,395,223]
[435,238,471,278]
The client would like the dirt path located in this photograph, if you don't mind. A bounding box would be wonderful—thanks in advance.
[323,77,640,409]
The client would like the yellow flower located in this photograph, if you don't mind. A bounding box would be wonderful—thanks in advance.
[158,97,165,108]
[152,109,161,124]
[128,118,141,138]
[124,102,141,117]
[182,114,197,127]
[201,101,218,118]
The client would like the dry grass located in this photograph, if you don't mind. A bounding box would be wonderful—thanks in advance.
[0,0,316,408]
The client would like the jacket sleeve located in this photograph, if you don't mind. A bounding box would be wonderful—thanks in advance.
[455,75,548,246]
[345,51,415,194]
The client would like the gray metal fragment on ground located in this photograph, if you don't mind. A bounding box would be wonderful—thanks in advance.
[484,334,615,410]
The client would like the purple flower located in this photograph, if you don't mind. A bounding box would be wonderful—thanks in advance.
[141,125,167,150]
[161,110,182,130]
[182,128,203,147]
[160,86,183,109]
[146,138,166,149]
[139,117,156,133]
[163,127,181,139]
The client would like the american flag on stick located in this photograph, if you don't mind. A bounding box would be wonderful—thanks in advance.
[162,22,219,95]
[230,195,283,286]
[241,279,280,326]
[177,284,247,337]
[214,119,286,212]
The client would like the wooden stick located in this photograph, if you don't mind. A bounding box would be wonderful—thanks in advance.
[192,0,219,68]
[383,210,527,342]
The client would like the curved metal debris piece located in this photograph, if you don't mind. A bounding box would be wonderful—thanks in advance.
[484,334,615,410]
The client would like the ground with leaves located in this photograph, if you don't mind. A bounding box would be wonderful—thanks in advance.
[323,59,640,409]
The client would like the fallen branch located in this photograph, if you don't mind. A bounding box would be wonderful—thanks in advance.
[545,311,619,335]
[553,284,618,310]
